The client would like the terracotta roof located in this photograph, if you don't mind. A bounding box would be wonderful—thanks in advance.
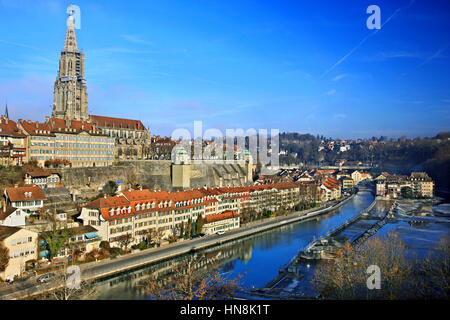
[5,186,47,202]
[0,226,22,241]
[0,118,26,137]
[47,118,103,135]
[91,115,146,131]
[85,195,129,209]
[18,120,54,136]
[121,189,170,202]
[205,210,240,224]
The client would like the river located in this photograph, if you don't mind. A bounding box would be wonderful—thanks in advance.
[95,190,375,299]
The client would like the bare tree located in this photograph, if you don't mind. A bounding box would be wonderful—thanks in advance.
[0,243,9,274]
[416,235,450,299]
[313,231,450,300]
[24,265,97,300]
[142,254,244,300]
[117,233,133,252]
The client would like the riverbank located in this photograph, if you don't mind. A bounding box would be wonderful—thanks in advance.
[0,192,358,300]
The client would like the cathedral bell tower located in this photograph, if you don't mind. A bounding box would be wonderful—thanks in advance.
[52,4,89,121]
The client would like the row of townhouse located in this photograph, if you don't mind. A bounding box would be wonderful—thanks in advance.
[375,172,434,198]
[80,181,304,247]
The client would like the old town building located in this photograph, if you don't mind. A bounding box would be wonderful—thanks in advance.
[80,181,306,247]
[17,118,114,168]
[0,226,39,281]
[0,116,26,166]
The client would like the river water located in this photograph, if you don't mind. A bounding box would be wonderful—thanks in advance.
[95,190,375,299]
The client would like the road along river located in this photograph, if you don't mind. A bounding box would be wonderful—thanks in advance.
[94,190,375,299]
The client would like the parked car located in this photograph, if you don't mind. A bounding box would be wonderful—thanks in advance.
[37,273,55,283]
[216,231,225,236]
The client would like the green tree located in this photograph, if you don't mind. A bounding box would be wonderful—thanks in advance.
[103,181,118,196]
[196,215,204,234]
[401,186,414,199]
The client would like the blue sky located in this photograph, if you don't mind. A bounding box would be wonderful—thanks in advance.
[0,0,449,139]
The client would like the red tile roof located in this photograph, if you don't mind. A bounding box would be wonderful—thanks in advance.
[91,115,146,131]
[18,120,54,136]
[0,118,26,137]
[205,210,240,224]
[5,186,47,202]
[47,118,103,135]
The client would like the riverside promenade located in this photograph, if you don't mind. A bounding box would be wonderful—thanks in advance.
[0,193,356,300]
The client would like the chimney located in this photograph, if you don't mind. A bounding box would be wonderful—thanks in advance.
[3,201,6,213]
[104,194,107,199]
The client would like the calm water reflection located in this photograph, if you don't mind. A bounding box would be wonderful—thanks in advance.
[95,191,374,299]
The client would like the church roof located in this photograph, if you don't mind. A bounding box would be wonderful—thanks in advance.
[90,115,146,131]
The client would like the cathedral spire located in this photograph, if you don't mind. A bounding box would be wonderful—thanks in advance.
[64,4,78,52]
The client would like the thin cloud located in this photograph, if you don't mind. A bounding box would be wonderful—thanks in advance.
[120,34,153,46]
[333,113,347,119]
[0,39,38,50]
[417,45,448,68]
[401,45,449,77]
[321,0,416,78]
[332,74,348,81]
[326,89,336,96]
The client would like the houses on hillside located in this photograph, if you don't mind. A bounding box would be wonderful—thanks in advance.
[375,172,434,199]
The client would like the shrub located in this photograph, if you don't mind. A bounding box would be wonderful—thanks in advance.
[99,241,110,251]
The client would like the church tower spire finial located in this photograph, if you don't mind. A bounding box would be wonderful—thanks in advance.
[64,3,78,52]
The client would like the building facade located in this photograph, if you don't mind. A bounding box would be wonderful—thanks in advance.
[18,118,114,168]
[80,182,304,247]
[0,226,39,281]
[0,116,26,166]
